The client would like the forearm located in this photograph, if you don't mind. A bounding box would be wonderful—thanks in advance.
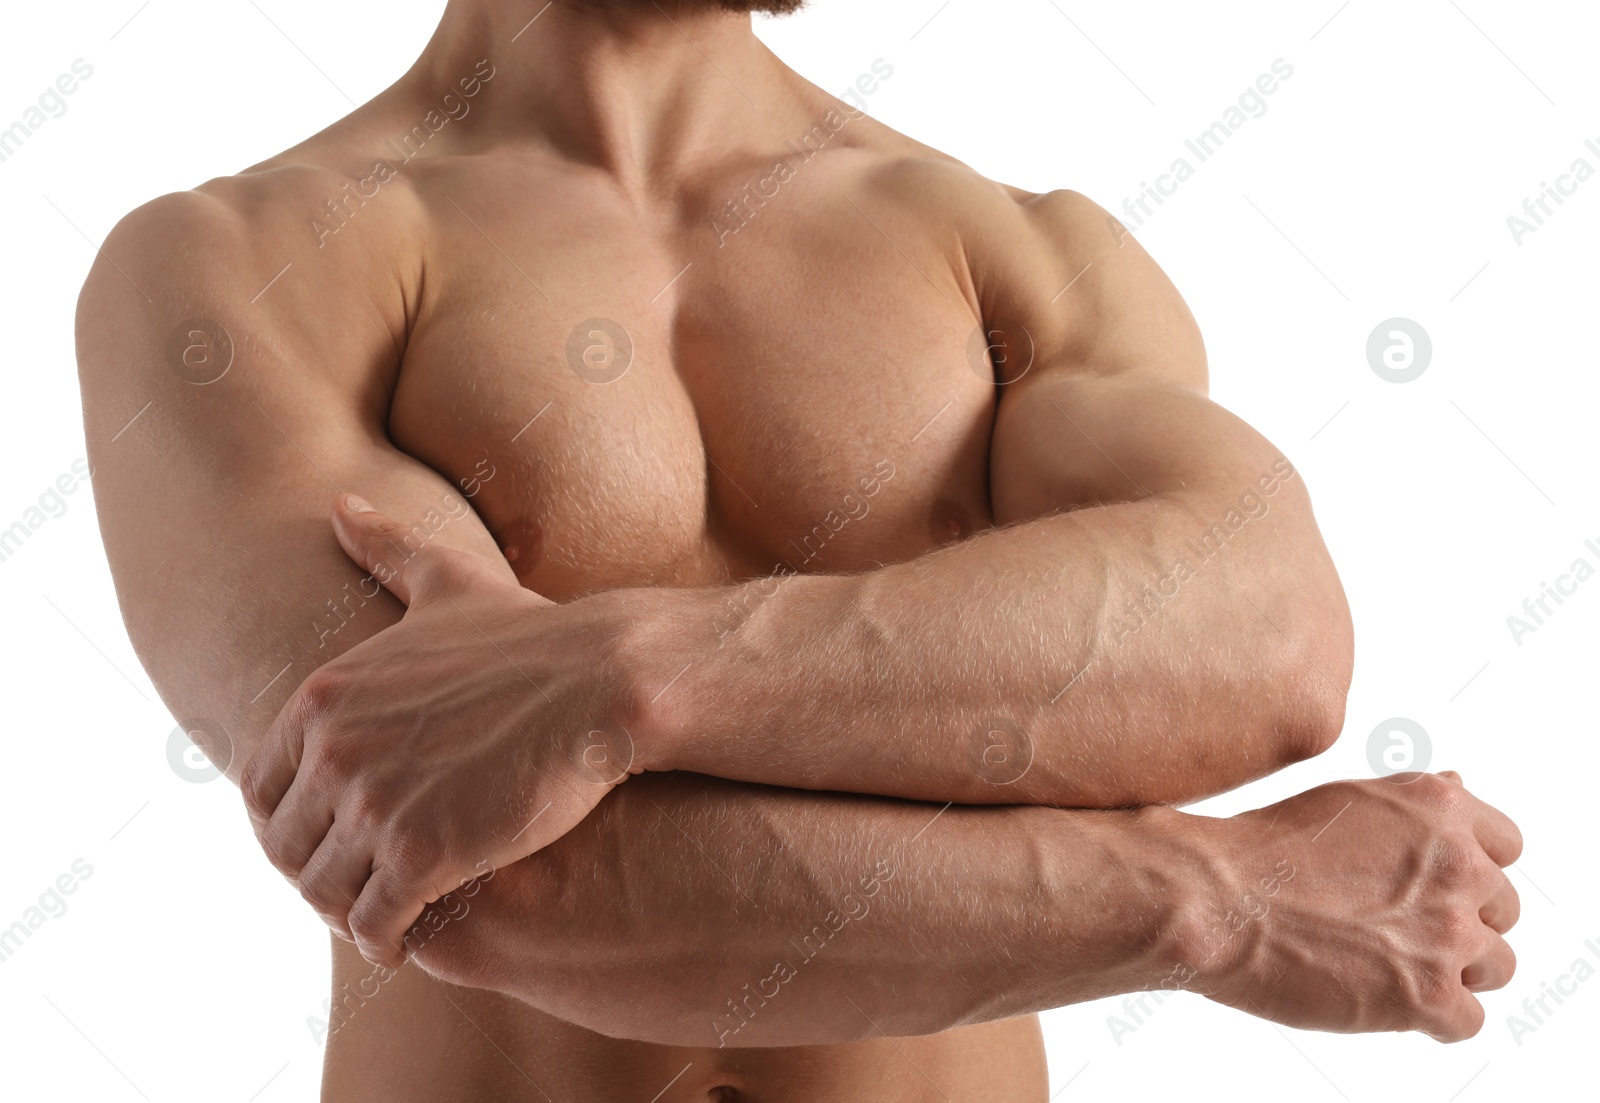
[407,771,1218,1047]
[629,453,1349,809]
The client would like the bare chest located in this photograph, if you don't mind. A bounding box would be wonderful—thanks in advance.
[388,167,996,597]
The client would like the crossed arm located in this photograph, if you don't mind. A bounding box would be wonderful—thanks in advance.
[76,188,1519,1047]
[641,366,1350,809]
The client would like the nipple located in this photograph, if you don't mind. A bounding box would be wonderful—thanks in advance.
[930,499,968,546]
[495,516,543,576]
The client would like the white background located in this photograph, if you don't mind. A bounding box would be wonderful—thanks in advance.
[1,1,1595,1099]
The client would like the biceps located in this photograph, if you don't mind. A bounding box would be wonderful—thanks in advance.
[988,372,1288,525]
[87,410,508,784]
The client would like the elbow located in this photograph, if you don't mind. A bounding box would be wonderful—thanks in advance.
[1281,663,1348,764]
[1274,601,1354,765]
[403,897,499,994]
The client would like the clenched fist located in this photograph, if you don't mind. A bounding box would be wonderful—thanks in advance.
[1183,771,1521,1042]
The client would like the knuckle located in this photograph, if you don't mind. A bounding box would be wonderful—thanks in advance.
[346,903,385,948]
[259,827,304,876]
[345,781,396,827]
[298,865,338,910]
[1499,820,1525,865]
[1321,778,1363,802]
[298,668,348,717]
[1501,886,1523,931]
[258,835,286,872]
[1438,782,1473,819]
[1414,771,1460,807]
[240,767,271,820]
[1429,836,1480,885]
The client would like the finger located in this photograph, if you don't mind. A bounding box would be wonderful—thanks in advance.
[330,494,498,610]
[1463,792,1524,867]
[347,859,433,969]
[1480,867,1521,934]
[1462,930,1516,993]
[1424,986,1485,1043]
[297,825,374,941]
[258,776,334,883]
[240,697,309,828]
[329,494,427,607]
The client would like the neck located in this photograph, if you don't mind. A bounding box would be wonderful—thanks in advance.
[401,0,796,185]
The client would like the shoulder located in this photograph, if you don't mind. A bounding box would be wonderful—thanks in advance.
[88,157,421,302]
[854,150,1017,214]
[850,158,1118,272]
[78,162,419,392]
[956,185,1208,389]
[843,156,1206,386]
[74,165,425,478]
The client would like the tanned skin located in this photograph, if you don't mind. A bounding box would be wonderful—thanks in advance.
[77,2,1520,1100]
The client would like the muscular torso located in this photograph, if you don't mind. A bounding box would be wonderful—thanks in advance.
[391,142,1001,597]
[228,75,1060,1103]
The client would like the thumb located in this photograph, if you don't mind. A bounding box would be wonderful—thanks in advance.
[331,493,482,608]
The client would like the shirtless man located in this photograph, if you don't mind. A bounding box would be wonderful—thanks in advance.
[76,1,1521,1099]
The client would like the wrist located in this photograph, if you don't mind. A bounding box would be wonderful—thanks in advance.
[616,570,850,779]
[1147,806,1267,998]
[602,585,724,773]
[1117,804,1249,996]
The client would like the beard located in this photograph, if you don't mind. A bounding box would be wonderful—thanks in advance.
[712,0,807,9]
[597,0,808,11]
[570,0,808,15]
